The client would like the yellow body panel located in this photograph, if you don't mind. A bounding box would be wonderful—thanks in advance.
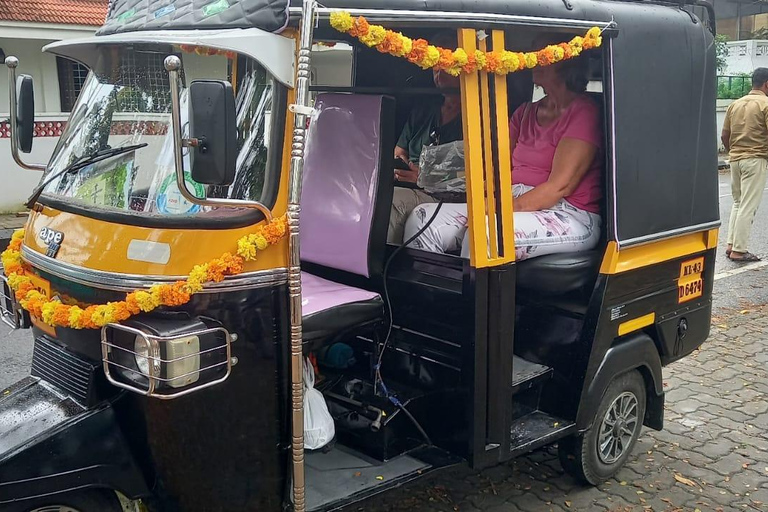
[599,229,718,275]
[617,312,656,336]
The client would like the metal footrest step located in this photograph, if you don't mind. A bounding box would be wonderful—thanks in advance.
[509,410,575,458]
[512,355,553,394]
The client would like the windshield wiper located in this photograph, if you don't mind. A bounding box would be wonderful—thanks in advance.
[25,143,148,209]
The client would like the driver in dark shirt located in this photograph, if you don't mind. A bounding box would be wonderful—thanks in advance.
[388,31,463,244]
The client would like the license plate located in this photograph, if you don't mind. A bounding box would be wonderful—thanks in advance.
[678,277,703,303]
[679,257,704,279]
[678,257,704,304]
[27,273,55,336]
[27,273,51,298]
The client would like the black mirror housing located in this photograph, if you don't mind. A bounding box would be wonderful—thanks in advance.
[188,80,237,186]
[16,74,34,154]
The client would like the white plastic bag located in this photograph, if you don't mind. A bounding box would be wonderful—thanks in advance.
[417,140,466,193]
[303,357,335,450]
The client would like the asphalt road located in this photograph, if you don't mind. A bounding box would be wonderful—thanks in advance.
[1,171,767,390]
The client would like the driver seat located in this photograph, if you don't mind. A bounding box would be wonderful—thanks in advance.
[299,93,395,348]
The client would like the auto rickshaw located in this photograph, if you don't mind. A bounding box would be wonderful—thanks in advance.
[0,0,719,510]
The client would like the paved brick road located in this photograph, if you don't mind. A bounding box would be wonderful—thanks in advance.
[361,307,768,512]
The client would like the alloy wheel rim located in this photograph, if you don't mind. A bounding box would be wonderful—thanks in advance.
[597,391,639,464]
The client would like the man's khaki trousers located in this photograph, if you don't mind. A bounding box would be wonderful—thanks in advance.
[727,157,768,253]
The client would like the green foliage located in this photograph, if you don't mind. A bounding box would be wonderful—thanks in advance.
[718,74,751,100]
[715,34,729,74]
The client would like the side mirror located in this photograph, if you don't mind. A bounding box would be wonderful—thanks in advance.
[188,80,237,186]
[16,74,34,153]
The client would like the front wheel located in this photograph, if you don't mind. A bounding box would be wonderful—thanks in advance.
[559,370,646,485]
[6,489,122,512]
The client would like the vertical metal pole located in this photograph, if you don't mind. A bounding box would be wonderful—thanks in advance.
[288,2,316,511]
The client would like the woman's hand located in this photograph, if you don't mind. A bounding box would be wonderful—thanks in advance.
[395,161,420,183]
[515,137,597,212]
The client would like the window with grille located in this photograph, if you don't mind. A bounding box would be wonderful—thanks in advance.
[57,57,90,112]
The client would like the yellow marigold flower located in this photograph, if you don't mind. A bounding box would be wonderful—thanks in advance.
[474,50,487,70]
[11,229,24,242]
[187,264,209,293]
[42,301,57,325]
[237,236,258,261]
[553,46,565,62]
[401,37,413,57]
[329,11,354,32]
[91,304,115,327]
[360,25,386,47]
[570,36,584,51]
[253,234,269,251]
[134,290,160,312]
[524,53,538,69]
[453,48,469,67]
[422,46,440,69]
[7,273,29,289]
[69,306,85,329]
[500,52,520,74]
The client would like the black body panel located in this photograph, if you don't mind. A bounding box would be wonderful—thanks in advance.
[0,378,150,505]
[5,269,291,512]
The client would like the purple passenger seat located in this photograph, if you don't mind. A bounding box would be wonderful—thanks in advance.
[300,94,395,347]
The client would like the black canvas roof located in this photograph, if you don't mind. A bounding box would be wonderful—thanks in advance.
[99,0,290,35]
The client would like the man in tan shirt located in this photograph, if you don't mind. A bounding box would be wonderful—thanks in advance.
[722,68,768,262]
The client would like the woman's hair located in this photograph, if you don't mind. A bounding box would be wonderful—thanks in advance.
[532,33,591,93]
[557,57,590,93]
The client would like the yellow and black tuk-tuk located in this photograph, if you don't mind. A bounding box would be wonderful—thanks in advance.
[0,0,719,510]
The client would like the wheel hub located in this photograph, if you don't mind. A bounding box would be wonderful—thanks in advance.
[597,391,639,465]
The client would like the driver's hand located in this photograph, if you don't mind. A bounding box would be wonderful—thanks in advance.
[395,161,419,183]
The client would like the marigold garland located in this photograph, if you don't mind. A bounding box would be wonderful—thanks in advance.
[0,215,287,330]
[177,44,237,59]
[329,11,602,76]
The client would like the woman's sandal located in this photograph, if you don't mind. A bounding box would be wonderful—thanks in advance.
[728,251,761,262]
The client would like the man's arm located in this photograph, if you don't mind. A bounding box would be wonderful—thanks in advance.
[722,105,732,152]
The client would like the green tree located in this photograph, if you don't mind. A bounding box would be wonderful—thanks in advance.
[715,34,729,74]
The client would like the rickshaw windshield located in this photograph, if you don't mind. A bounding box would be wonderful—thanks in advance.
[41,45,281,218]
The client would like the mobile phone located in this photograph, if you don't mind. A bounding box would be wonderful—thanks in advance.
[394,158,411,171]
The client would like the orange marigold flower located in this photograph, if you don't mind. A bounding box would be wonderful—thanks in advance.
[52,303,71,326]
[559,43,573,60]
[437,48,455,70]
[462,53,477,74]
[485,52,502,73]
[349,16,370,38]
[124,294,142,315]
[155,282,191,307]
[111,302,133,322]
[407,39,429,65]
[80,306,100,329]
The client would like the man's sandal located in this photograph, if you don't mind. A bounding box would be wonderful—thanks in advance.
[728,252,761,262]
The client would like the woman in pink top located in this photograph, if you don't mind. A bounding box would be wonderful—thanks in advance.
[403,42,603,261]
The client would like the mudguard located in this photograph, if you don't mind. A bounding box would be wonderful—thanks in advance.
[0,376,149,505]
[576,333,665,432]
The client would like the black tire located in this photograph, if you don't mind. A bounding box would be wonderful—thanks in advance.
[6,489,122,512]
[558,370,646,485]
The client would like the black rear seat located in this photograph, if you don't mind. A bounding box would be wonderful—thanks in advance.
[516,250,602,314]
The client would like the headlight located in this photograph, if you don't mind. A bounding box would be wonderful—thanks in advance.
[134,335,161,377]
[164,334,200,388]
[102,318,231,398]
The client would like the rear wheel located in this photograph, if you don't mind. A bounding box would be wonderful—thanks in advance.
[9,490,122,512]
[559,370,646,485]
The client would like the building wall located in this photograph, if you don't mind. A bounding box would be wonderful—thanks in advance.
[0,23,97,211]
[722,40,768,75]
